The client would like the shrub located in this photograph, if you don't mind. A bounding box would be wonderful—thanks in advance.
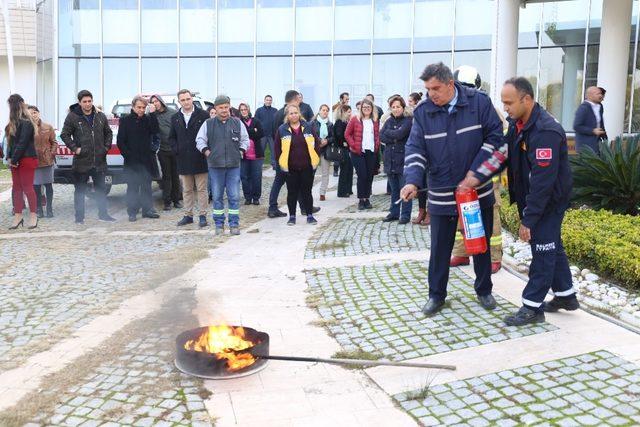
[570,135,640,215]
[500,203,640,290]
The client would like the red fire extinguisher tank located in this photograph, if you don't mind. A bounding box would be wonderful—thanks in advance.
[455,187,488,256]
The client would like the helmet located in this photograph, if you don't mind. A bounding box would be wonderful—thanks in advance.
[454,65,481,89]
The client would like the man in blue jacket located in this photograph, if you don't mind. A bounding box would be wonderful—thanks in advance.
[573,86,607,154]
[501,77,578,326]
[255,94,278,168]
[400,62,506,317]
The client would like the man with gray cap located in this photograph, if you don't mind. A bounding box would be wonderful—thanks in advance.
[196,95,249,235]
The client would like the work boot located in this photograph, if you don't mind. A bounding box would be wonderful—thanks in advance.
[504,306,545,326]
[215,227,224,236]
[491,262,502,274]
[543,295,580,313]
[177,216,193,226]
[412,208,427,225]
[421,299,445,317]
[477,294,497,310]
[230,227,240,236]
[450,256,470,267]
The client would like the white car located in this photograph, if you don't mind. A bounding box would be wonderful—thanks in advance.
[54,94,213,194]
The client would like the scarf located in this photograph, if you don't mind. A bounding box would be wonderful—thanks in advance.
[317,116,329,139]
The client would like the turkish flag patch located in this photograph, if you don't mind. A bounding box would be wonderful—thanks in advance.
[536,148,552,160]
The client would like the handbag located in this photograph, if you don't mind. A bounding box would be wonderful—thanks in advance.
[324,144,343,162]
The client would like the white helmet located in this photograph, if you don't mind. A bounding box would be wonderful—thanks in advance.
[454,65,481,89]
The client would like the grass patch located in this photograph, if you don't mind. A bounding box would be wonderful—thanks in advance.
[403,383,431,401]
[331,349,383,369]
[313,240,348,251]
[309,318,340,328]
[305,293,323,308]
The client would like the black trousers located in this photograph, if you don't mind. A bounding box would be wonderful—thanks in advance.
[125,165,153,216]
[337,150,353,197]
[350,150,376,199]
[157,150,182,204]
[285,167,314,216]
[428,207,494,302]
[73,168,108,221]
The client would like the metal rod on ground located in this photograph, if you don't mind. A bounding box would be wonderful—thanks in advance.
[257,354,456,370]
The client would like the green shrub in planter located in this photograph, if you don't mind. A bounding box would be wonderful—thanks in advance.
[570,135,640,216]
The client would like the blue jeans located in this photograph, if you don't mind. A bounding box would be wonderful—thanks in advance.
[388,173,412,220]
[241,159,263,202]
[262,136,276,168]
[208,167,241,228]
[269,168,286,212]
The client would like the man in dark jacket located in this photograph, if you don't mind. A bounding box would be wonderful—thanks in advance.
[365,94,384,119]
[169,89,210,228]
[196,95,249,235]
[117,95,160,222]
[400,62,506,317]
[298,93,314,122]
[150,94,182,211]
[255,95,278,169]
[573,86,607,154]
[501,77,577,326]
[60,89,115,224]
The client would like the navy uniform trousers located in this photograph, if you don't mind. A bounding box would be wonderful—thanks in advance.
[428,206,494,302]
[522,209,575,310]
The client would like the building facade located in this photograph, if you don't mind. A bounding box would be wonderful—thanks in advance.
[31,0,640,136]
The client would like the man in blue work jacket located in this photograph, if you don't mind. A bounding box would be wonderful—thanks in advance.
[501,77,578,326]
[400,62,507,317]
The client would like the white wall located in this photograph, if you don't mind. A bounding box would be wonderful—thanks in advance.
[0,57,37,122]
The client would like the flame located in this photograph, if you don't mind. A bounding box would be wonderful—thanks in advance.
[184,325,258,371]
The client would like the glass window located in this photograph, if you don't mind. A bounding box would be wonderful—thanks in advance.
[455,0,493,50]
[256,57,292,109]
[104,58,139,119]
[334,0,372,54]
[295,56,331,112]
[414,0,453,52]
[141,58,178,95]
[538,47,571,127]
[218,0,255,56]
[103,0,139,57]
[218,58,254,106]
[257,0,293,55]
[373,0,412,54]
[58,58,101,127]
[180,58,216,101]
[36,60,55,125]
[518,3,542,48]
[540,0,588,48]
[587,0,603,44]
[372,54,410,104]
[411,52,452,93]
[180,0,216,56]
[58,0,100,57]
[141,0,178,56]
[333,55,371,104]
[453,50,492,93]
[295,0,332,55]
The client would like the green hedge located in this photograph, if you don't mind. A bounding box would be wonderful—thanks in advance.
[500,202,640,290]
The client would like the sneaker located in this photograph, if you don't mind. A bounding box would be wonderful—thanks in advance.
[543,296,580,312]
[450,256,470,267]
[364,200,373,209]
[98,214,116,222]
[230,227,240,235]
[215,227,224,236]
[307,216,317,225]
[163,202,172,211]
[199,215,208,228]
[128,215,137,222]
[287,216,296,226]
[268,209,288,218]
[177,216,193,226]
[504,306,545,326]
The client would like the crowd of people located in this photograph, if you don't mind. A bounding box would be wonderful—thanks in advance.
[3,60,587,327]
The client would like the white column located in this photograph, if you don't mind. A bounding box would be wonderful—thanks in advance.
[490,0,519,111]
[598,0,633,138]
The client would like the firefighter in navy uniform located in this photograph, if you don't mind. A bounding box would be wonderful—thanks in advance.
[400,62,507,317]
[500,77,579,326]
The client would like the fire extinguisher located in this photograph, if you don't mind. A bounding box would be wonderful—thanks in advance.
[455,187,487,255]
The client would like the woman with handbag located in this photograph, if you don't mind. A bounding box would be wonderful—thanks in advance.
[345,99,380,210]
[311,104,336,201]
[333,104,353,198]
[116,95,161,222]
[28,105,57,218]
[238,103,265,205]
